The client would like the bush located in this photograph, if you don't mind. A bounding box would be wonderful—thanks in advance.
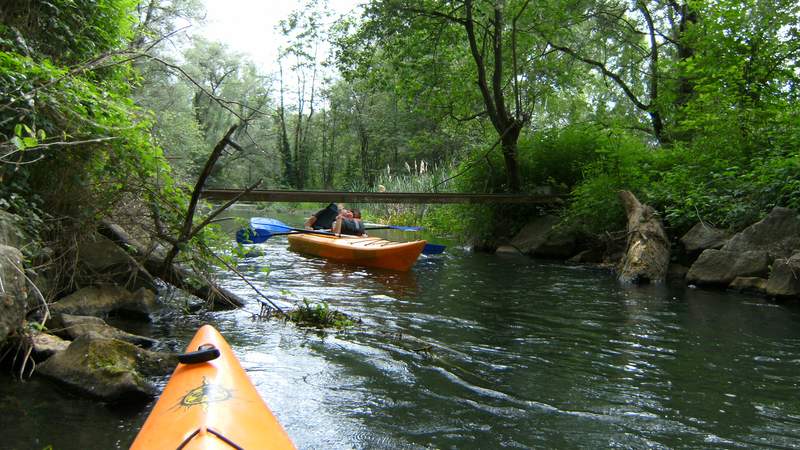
[519,125,616,190]
[646,145,800,233]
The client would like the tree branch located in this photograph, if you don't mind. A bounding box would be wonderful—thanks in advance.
[547,41,651,111]
[161,125,237,270]
[188,179,262,240]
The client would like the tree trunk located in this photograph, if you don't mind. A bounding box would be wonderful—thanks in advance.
[674,1,697,108]
[501,125,522,192]
[98,222,244,310]
[358,123,371,185]
[463,0,525,193]
[277,64,295,187]
[617,190,670,284]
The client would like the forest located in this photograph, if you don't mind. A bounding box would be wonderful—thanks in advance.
[1,0,799,285]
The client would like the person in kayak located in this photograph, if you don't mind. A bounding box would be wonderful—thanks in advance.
[304,203,340,230]
[333,208,366,236]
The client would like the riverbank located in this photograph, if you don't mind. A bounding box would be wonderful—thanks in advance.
[490,205,800,301]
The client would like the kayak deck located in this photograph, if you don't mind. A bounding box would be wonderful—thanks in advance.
[287,233,426,271]
[130,325,295,449]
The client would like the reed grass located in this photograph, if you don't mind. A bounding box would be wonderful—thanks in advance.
[345,160,458,227]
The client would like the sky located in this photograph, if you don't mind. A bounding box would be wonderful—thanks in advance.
[197,0,363,74]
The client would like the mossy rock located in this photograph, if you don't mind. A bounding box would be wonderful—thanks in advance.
[37,333,177,402]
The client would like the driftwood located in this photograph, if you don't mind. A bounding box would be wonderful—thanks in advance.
[98,222,244,310]
[98,127,274,311]
[617,190,670,284]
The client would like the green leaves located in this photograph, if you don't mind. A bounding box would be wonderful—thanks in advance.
[10,123,44,150]
[287,299,357,330]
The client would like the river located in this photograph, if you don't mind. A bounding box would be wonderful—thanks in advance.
[2,221,800,449]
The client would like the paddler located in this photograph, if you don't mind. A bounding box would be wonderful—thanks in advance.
[304,202,340,230]
[333,208,366,236]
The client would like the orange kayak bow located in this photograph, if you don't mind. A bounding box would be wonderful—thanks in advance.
[130,325,295,449]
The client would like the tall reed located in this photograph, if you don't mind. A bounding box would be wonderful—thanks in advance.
[346,160,456,225]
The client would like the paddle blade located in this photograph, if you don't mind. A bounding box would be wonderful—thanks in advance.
[364,223,424,231]
[250,217,293,233]
[387,225,424,231]
[422,243,446,255]
[236,227,271,244]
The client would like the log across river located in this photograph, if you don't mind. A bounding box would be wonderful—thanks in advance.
[2,214,800,449]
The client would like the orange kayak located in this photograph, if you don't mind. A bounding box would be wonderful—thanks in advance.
[130,325,295,450]
[287,233,426,271]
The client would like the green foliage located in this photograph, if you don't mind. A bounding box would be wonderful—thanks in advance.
[287,299,356,330]
[0,0,137,64]
[0,2,242,301]
[439,125,647,239]
[6,0,795,271]
[346,158,457,228]
[135,37,276,188]
[563,130,653,233]
[645,144,800,232]
[563,136,800,236]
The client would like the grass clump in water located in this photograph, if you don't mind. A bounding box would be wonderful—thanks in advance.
[287,300,358,330]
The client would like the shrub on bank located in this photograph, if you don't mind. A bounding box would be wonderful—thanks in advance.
[445,121,800,243]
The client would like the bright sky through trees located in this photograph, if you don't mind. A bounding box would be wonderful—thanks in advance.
[199,0,362,73]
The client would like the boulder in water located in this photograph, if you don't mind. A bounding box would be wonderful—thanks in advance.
[60,314,158,348]
[686,249,770,286]
[50,285,157,320]
[37,333,177,402]
[765,253,800,298]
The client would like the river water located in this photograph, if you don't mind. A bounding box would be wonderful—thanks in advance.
[2,222,800,449]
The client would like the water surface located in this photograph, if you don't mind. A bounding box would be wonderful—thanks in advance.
[1,224,799,449]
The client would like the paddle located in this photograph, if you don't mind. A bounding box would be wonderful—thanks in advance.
[363,223,424,232]
[360,222,445,253]
[236,219,334,244]
[239,218,446,254]
[420,242,446,255]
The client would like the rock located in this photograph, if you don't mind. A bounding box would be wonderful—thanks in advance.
[765,253,800,298]
[686,249,770,286]
[0,210,26,249]
[722,207,800,259]
[36,333,177,402]
[509,215,561,254]
[509,215,579,259]
[617,191,670,284]
[495,245,523,255]
[470,238,499,253]
[51,285,157,320]
[680,222,732,256]
[60,314,158,348]
[532,229,577,259]
[729,277,768,294]
[77,233,157,293]
[667,264,689,282]
[30,331,70,359]
[568,247,604,264]
[0,245,28,343]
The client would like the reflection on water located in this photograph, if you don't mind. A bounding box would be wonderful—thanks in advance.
[2,218,800,449]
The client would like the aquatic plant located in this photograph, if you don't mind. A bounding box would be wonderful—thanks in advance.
[287,300,358,330]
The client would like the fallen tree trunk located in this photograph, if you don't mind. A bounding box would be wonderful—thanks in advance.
[98,222,244,310]
[617,190,670,284]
